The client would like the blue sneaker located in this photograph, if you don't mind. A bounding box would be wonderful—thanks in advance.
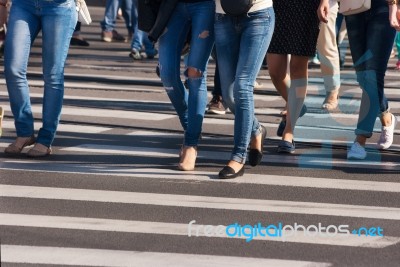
[277,105,307,137]
[277,140,295,154]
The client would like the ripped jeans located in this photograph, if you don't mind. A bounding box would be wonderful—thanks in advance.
[158,1,215,146]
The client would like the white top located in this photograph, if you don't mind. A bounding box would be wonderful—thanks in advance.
[215,0,273,14]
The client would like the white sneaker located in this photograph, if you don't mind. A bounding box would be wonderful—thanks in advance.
[347,142,367,160]
[377,114,397,150]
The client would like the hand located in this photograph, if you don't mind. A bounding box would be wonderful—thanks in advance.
[318,0,329,23]
[389,4,400,31]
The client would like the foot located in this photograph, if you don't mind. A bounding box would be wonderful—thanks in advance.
[248,125,267,167]
[27,143,52,158]
[218,160,244,179]
[347,142,366,160]
[178,146,197,171]
[207,95,226,115]
[377,113,397,150]
[101,30,126,43]
[70,36,90,46]
[4,135,36,155]
[129,48,142,60]
[322,91,339,111]
[277,139,295,154]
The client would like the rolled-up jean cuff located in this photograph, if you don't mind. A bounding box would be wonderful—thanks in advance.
[355,128,373,138]
[251,124,262,138]
[231,155,246,164]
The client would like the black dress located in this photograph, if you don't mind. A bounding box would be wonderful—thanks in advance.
[268,0,321,57]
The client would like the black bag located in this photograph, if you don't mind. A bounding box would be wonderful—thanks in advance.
[138,0,162,32]
[220,0,256,16]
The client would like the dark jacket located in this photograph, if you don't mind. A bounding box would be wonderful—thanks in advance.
[138,0,179,42]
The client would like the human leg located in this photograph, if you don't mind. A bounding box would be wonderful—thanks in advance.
[37,0,77,149]
[317,1,340,110]
[216,8,274,176]
[346,2,396,158]
[4,2,39,146]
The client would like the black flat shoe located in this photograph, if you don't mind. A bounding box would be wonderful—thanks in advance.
[218,165,245,179]
[248,125,267,167]
[70,37,90,47]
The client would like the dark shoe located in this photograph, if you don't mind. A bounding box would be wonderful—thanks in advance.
[276,104,307,137]
[156,64,160,78]
[70,37,90,47]
[277,140,295,154]
[218,165,245,179]
[141,49,158,59]
[299,104,307,117]
[277,119,286,137]
[248,125,267,167]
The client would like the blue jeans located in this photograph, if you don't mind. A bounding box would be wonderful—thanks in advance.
[345,0,396,138]
[101,0,132,32]
[4,0,77,147]
[215,8,275,163]
[158,1,215,146]
[130,0,156,56]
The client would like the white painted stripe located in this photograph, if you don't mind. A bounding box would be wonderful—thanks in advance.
[0,245,331,267]
[1,120,111,134]
[0,105,175,121]
[58,144,400,169]
[0,81,163,93]
[0,164,399,193]
[0,139,397,170]
[0,91,169,104]
[0,214,397,248]
[204,117,400,135]
[1,185,400,220]
[127,130,181,137]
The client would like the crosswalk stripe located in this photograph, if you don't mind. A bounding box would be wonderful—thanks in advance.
[0,245,332,267]
[127,130,400,150]
[0,142,397,170]
[1,120,112,134]
[1,185,400,220]
[0,105,175,121]
[58,144,400,170]
[0,214,398,248]
[0,164,399,193]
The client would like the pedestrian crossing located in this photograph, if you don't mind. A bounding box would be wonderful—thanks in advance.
[1,65,400,267]
[0,165,399,266]
[2,245,332,267]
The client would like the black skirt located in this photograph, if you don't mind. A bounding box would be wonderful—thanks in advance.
[268,0,321,57]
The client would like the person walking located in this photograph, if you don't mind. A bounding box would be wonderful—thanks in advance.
[318,0,341,111]
[100,0,132,42]
[346,0,399,159]
[267,0,329,154]
[3,0,77,157]
[214,0,275,179]
[158,0,215,171]
[129,0,157,59]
